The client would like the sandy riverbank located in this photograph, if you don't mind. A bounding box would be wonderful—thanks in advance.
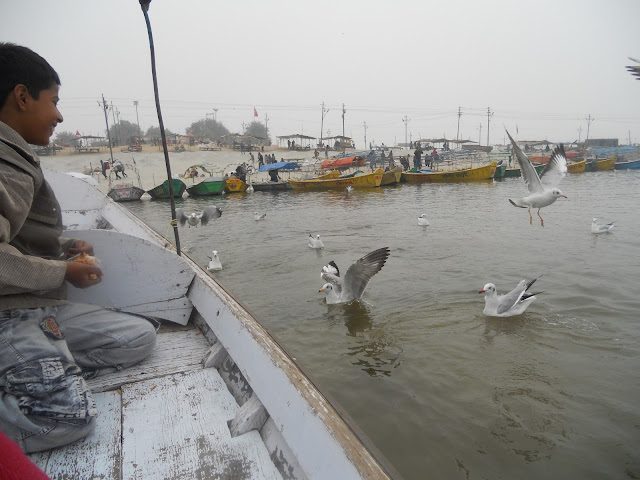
[40,146,321,194]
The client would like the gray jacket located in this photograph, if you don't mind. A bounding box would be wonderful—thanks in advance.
[0,121,73,311]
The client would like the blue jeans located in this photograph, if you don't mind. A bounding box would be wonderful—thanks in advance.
[0,304,157,452]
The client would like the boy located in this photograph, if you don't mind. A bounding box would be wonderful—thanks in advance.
[0,43,157,453]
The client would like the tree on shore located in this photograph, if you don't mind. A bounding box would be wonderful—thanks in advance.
[243,121,270,144]
[108,120,140,146]
[186,118,230,142]
[145,125,175,138]
[53,131,79,146]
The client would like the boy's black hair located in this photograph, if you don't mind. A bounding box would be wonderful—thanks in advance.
[0,42,60,110]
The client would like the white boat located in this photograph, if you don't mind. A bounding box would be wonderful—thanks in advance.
[29,168,398,480]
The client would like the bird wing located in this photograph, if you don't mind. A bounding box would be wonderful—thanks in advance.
[322,261,340,277]
[496,279,528,315]
[200,206,222,226]
[506,129,543,194]
[627,57,640,80]
[341,247,390,300]
[176,208,188,226]
[540,144,568,188]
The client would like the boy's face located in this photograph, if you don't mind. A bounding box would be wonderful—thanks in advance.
[21,83,63,146]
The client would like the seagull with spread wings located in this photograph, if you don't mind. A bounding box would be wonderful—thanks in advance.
[319,247,390,304]
[176,206,222,227]
[507,129,568,227]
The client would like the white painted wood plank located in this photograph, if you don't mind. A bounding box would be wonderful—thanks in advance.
[87,328,210,393]
[30,391,122,480]
[121,369,282,480]
[66,229,194,325]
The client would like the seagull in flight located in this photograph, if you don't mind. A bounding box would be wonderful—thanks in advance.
[507,129,567,226]
[418,214,429,226]
[308,234,325,249]
[319,247,390,304]
[206,250,223,271]
[254,211,266,221]
[479,276,543,317]
[591,218,614,234]
[176,206,222,227]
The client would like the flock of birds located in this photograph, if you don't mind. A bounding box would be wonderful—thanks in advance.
[174,128,615,316]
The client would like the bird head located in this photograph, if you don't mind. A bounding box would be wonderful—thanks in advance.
[479,283,496,294]
[551,188,567,198]
[319,283,333,294]
[212,250,218,256]
[592,218,597,223]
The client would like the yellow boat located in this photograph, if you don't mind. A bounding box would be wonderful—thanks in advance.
[402,162,496,183]
[289,168,384,190]
[595,156,617,171]
[224,177,248,193]
[567,160,586,173]
[314,169,341,179]
[381,166,403,186]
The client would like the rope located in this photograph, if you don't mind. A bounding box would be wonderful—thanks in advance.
[162,219,178,250]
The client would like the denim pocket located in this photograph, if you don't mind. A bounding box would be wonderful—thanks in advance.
[5,356,97,421]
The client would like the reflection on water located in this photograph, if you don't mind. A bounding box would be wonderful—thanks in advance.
[325,301,403,377]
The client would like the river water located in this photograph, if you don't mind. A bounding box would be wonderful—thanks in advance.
[124,169,640,480]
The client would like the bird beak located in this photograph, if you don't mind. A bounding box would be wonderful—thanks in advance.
[478,290,485,294]
[319,288,324,292]
[561,195,567,198]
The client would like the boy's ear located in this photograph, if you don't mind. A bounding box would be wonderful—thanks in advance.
[13,84,31,112]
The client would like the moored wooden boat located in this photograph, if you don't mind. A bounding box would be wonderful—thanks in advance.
[501,163,545,179]
[225,176,248,193]
[251,180,293,192]
[402,162,496,183]
[586,156,617,171]
[614,158,640,170]
[37,168,399,480]
[146,178,187,199]
[493,163,506,179]
[380,166,403,186]
[186,177,226,196]
[289,168,384,190]
[107,183,145,202]
[567,160,586,173]
[314,169,341,179]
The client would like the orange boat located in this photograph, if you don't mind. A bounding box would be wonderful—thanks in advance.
[320,155,365,169]
[531,151,579,164]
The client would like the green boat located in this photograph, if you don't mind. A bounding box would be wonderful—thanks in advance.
[493,163,507,179]
[501,164,545,179]
[146,178,187,199]
[186,177,226,196]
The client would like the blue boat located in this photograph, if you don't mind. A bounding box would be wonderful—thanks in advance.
[614,158,640,170]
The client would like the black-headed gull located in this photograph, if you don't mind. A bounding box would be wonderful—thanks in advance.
[254,212,266,221]
[591,218,614,234]
[308,234,325,249]
[418,214,429,226]
[507,129,567,226]
[319,247,390,304]
[176,206,222,227]
[206,250,223,271]
[479,277,542,317]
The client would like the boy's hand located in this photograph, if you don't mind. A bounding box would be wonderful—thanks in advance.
[66,240,94,257]
[65,262,103,288]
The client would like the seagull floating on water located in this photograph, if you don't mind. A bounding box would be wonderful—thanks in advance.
[254,212,266,221]
[246,183,254,193]
[176,206,222,227]
[206,250,223,271]
[319,247,390,304]
[346,186,354,193]
[479,277,542,317]
[308,234,325,249]
[591,218,614,234]
[506,129,567,227]
[418,214,429,226]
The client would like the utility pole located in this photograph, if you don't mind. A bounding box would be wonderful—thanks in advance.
[585,114,594,144]
[402,115,410,149]
[486,107,493,147]
[115,108,121,145]
[213,108,218,122]
[110,102,118,146]
[341,103,346,152]
[363,121,367,149]
[479,122,482,146]
[577,126,582,144]
[100,95,115,165]
[133,100,141,137]
[320,102,330,147]
[264,113,269,144]
[456,106,462,144]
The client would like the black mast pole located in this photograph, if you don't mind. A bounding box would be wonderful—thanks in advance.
[139,0,181,255]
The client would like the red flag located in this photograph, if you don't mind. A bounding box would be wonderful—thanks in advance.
[76,130,80,136]
[254,107,258,117]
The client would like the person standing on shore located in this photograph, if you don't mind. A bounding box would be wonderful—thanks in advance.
[0,42,157,454]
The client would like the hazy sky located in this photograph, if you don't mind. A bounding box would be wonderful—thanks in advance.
[2,0,639,147]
